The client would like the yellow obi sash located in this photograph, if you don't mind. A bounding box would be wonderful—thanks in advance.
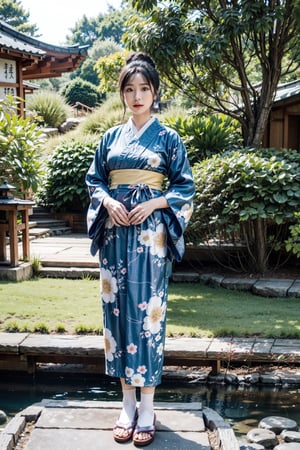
[109,169,164,191]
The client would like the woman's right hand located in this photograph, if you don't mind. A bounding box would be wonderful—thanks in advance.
[103,197,130,226]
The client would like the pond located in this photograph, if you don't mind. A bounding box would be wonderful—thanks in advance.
[0,374,299,439]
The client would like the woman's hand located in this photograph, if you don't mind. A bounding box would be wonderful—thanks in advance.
[128,197,169,225]
[103,197,130,226]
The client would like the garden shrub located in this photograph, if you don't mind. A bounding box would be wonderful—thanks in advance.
[190,147,300,272]
[61,77,102,108]
[77,93,124,135]
[37,136,98,212]
[0,95,44,196]
[285,212,300,258]
[162,111,242,164]
[26,90,69,128]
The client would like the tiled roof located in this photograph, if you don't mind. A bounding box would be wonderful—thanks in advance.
[274,79,300,103]
[0,20,45,56]
[0,20,88,80]
[0,20,88,57]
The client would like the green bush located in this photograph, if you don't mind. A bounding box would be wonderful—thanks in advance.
[0,96,44,196]
[37,136,98,212]
[77,93,124,135]
[61,77,102,108]
[26,90,69,128]
[162,111,242,164]
[285,212,300,258]
[190,147,300,272]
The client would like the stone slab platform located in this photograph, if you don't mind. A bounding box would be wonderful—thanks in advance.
[0,401,239,450]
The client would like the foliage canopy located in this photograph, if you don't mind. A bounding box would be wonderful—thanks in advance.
[126,0,300,147]
[0,0,38,35]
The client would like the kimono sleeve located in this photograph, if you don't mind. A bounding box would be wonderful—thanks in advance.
[85,134,110,256]
[163,132,195,261]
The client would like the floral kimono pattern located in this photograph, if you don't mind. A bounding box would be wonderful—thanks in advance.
[86,118,194,387]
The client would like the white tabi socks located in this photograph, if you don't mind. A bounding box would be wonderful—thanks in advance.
[138,391,155,427]
[119,388,137,425]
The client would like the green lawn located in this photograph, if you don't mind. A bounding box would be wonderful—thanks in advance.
[1,278,299,338]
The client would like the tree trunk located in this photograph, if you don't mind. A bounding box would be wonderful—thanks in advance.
[254,218,268,273]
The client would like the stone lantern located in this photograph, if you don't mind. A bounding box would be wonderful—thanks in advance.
[0,180,16,200]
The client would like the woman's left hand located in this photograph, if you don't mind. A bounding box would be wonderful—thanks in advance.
[128,197,168,225]
[128,200,154,225]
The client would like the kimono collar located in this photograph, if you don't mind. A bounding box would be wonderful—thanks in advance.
[129,116,156,138]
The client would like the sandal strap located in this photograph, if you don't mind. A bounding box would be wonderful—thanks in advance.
[114,408,138,430]
[114,422,135,431]
[134,424,155,433]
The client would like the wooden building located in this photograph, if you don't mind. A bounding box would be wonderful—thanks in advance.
[264,79,300,151]
[0,19,88,115]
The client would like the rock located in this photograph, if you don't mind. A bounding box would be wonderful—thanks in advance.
[252,279,293,297]
[277,371,300,385]
[280,430,300,443]
[274,443,300,449]
[59,117,80,133]
[208,273,225,287]
[224,373,239,384]
[171,271,200,282]
[259,416,298,434]
[260,373,281,384]
[247,428,278,448]
[239,441,265,450]
[41,127,58,137]
[288,280,300,298]
[244,373,260,384]
[0,409,7,424]
[221,277,257,291]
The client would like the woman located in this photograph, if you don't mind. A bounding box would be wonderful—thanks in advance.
[86,52,194,446]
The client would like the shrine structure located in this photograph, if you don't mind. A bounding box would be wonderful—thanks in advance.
[0,19,88,114]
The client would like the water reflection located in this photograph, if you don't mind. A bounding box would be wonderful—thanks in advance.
[0,377,299,438]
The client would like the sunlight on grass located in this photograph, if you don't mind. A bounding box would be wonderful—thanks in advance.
[0,279,299,337]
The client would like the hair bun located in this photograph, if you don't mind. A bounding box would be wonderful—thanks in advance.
[126,52,156,69]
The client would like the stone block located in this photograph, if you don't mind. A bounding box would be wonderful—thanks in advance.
[252,279,293,297]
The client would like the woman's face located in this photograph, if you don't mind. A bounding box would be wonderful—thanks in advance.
[122,72,155,120]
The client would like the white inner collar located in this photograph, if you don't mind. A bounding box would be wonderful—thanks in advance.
[130,116,155,138]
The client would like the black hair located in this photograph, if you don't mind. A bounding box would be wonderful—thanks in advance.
[118,52,160,113]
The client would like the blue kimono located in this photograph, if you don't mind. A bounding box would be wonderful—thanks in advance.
[86,117,194,387]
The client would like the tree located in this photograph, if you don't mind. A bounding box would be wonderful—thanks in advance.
[0,0,38,35]
[67,7,131,47]
[0,96,43,196]
[71,39,123,86]
[126,0,300,147]
[94,51,129,93]
[67,14,100,47]
[97,7,131,44]
[61,78,102,108]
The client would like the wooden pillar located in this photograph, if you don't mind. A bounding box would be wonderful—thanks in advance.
[7,209,18,267]
[16,60,24,116]
[21,209,30,260]
[0,224,7,261]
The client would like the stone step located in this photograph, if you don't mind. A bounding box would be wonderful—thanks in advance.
[29,219,68,228]
[29,227,72,238]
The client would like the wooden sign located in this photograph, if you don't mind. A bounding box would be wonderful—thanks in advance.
[0,59,17,83]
